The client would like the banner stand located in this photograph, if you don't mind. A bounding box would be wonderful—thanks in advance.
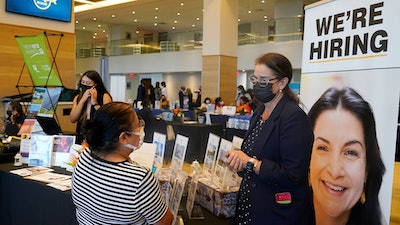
[14,32,64,127]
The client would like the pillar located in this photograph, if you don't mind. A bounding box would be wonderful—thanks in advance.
[202,0,238,105]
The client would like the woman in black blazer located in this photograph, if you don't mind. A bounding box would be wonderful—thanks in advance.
[226,53,314,225]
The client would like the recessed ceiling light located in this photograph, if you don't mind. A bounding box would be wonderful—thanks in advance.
[136,30,139,34]
[192,24,195,27]
[132,11,135,14]
[180,3,184,6]
[237,19,241,22]
[196,17,200,21]
[172,27,175,30]
[154,23,158,26]
[94,32,97,36]
[93,17,97,21]
[134,19,138,22]
[103,30,106,32]
[75,20,79,24]
[112,15,115,18]
[177,12,180,16]
[83,26,86,29]
[264,15,267,19]
[261,0,265,3]
[248,10,252,14]
[155,16,158,19]
[98,24,101,27]
[174,20,178,23]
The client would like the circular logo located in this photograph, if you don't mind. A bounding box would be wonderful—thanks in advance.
[33,0,53,11]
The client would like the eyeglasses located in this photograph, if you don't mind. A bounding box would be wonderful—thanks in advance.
[249,75,279,87]
[125,119,145,136]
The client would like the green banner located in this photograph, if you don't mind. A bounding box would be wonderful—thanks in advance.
[15,33,62,86]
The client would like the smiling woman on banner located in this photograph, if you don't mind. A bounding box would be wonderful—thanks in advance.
[70,70,112,144]
[308,87,385,225]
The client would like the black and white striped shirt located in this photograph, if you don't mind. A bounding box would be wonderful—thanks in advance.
[72,149,167,225]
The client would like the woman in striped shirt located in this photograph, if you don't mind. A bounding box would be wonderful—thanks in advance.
[72,102,173,225]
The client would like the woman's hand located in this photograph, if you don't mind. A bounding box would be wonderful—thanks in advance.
[89,87,98,104]
[225,150,250,172]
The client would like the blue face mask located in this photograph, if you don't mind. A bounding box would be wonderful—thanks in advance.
[205,100,210,104]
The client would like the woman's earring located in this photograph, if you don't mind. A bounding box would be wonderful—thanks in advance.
[278,89,283,93]
[360,191,366,204]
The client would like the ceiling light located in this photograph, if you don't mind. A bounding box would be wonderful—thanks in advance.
[180,3,184,6]
[75,20,79,24]
[174,20,178,23]
[136,30,139,34]
[261,0,265,3]
[154,23,158,26]
[155,16,158,19]
[83,26,86,29]
[94,32,97,36]
[196,18,200,21]
[155,7,158,10]
[237,19,241,22]
[132,11,135,14]
[192,24,195,27]
[264,15,267,19]
[75,0,139,13]
[177,12,180,16]
[98,24,101,27]
[103,30,106,33]
[172,27,175,30]
[134,19,138,22]
[112,15,115,18]
[248,10,252,14]
[93,17,97,21]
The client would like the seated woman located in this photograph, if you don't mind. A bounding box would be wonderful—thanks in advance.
[72,102,173,225]
[236,96,252,115]
[214,97,224,114]
[4,100,26,136]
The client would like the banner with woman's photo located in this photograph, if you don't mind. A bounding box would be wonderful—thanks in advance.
[301,0,400,224]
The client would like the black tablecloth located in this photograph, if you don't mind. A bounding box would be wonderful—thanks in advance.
[0,163,235,225]
[0,163,78,225]
[167,122,223,163]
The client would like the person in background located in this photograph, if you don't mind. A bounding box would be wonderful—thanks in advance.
[236,96,252,115]
[161,95,170,110]
[4,100,26,136]
[214,97,224,114]
[235,85,251,106]
[185,87,194,110]
[148,83,156,108]
[225,52,314,225]
[199,97,211,112]
[154,81,162,102]
[161,81,167,99]
[308,87,385,225]
[70,70,112,144]
[136,79,147,103]
[194,86,202,108]
[178,85,185,109]
[72,102,173,225]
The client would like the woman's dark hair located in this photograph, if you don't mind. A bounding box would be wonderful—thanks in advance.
[83,102,138,153]
[255,52,299,104]
[9,101,24,117]
[237,85,245,93]
[215,97,223,105]
[240,96,249,103]
[78,70,110,100]
[308,87,385,225]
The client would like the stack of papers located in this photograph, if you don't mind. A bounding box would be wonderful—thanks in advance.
[10,166,72,191]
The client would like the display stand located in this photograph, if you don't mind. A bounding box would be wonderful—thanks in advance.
[14,32,64,130]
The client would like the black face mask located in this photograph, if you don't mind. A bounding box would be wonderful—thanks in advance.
[253,83,276,103]
[79,84,94,93]
[6,110,12,117]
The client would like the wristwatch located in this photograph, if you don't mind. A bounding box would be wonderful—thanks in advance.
[246,157,257,173]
